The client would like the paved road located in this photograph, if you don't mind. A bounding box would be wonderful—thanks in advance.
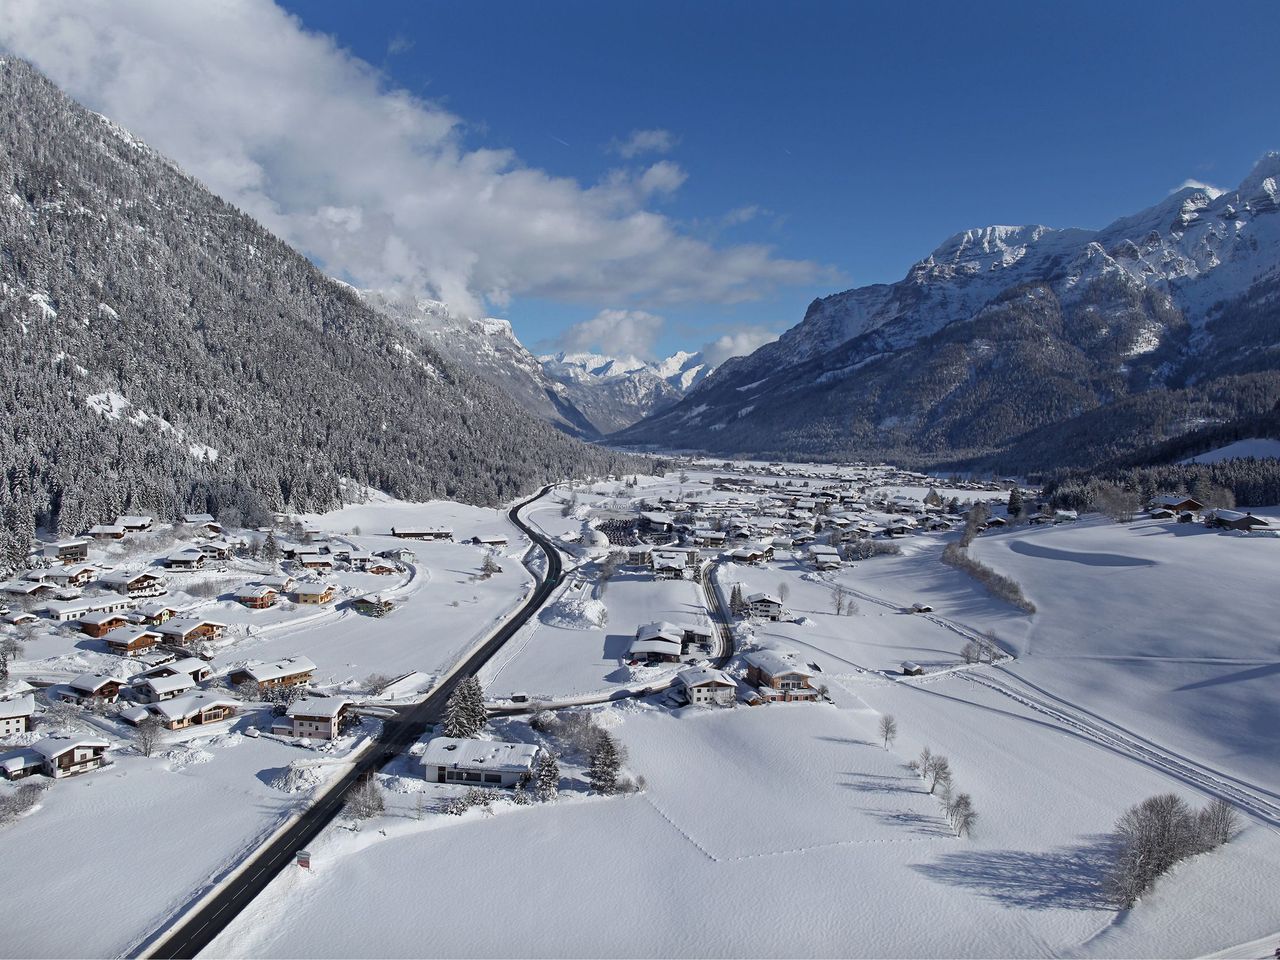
[142,485,565,960]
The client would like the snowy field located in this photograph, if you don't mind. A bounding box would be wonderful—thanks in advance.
[205,686,1280,958]
[480,567,709,699]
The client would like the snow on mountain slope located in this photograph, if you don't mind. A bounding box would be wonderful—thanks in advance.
[619,154,1280,467]
[538,349,711,435]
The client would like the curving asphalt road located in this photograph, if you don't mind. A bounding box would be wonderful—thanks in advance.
[140,485,566,960]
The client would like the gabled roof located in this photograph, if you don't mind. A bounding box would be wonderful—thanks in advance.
[286,696,349,719]
[0,694,35,719]
[138,674,197,696]
[636,621,683,643]
[676,666,735,689]
[743,648,811,678]
[32,736,109,759]
[69,673,127,693]
[747,592,781,605]
[239,656,317,682]
[151,692,238,722]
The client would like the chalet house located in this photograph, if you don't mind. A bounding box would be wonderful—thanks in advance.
[87,524,126,541]
[132,657,214,685]
[157,617,227,647]
[164,547,206,571]
[729,547,766,565]
[294,552,334,571]
[747,593,784,621]
[79,611,131,639]
[676,666,736,706]
[229,656,316,692]
[421,736,540,788]
[43,539,90,564]
[0,695,35,736]
[100,570,167,599]
[390,526,452,541]
[133,601,180,625]
[32,736,110,778]
[1206,509,1273,532]
[198,540,237,561]
[365,560,398,576]
[626,545,653,566]
[282,697,350,740]
[743,649,819,702]
[60,673,128,704]
[124,693,238,731]
[134,674,198,703]
[1148,507,1176,519]
[3,611,38,626]
[901,661,925,676]
[234,585,278,609]
[115,515,154,533]
[1151,494,1205,514]
[293,583,336,606]
[104,626,162,656]
[0,579,55,598]
[183,514,223,536]
[629,622,683,663]
[691,529,727,548]
[379,547,416,563]
[42,564,99,588]
[651,553,687,580]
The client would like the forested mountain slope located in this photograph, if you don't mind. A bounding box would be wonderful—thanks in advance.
[0,58,642,552]
[616,154,1280,472]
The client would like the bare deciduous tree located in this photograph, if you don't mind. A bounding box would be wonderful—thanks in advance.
[878,714,898,750]
[135,715,167,757]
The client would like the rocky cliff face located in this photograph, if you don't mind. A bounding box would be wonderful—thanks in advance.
[615,155,1280,470]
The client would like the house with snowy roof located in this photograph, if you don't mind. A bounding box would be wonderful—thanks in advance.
[743,649,818,703]
[421,736,540,788]
[228,656,316,693]
[281,697,350,740]
[746,593,783,621]
[104,626,162,656]
[59,673,129,704]
[123,692,238,731]
[133,673,198,704]
[676,667,737,706]
[0,694,35,736]
[43,539,89,564]
[32,736,109,778]
[100,570,166,599]
[164,547,206,571]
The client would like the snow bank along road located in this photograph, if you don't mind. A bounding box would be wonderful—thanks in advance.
[139,486,566,960]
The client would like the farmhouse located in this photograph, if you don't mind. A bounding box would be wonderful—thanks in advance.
[1151,494,1205,513]
[1206,509,1273,532]
[87,524,126,541]
[365,560,398,576]
[257,574,295,593]
[746,593,784,621]
[115,515,154,532]
[901,661,925,676]
[43,539,89,564]
[295,552,334,571]
[198,539,238,561]
[282,697,350,740]
[743,649,819,702]
[676,666,737,706]
[293,583,336,606]
[42,563,98,588]
[234,584,279,609]
[390,526,452,541]
[60,675,128,706]
[31,736,109,778]
[352,594,394,617]
[0,694,35,735]
[421,737,540,787]
[183,514,223,535]
[228,656,316,692]
[100,570,167,599]
[164,547,206,571]
[0,579,54,598]
[104,626,162,656]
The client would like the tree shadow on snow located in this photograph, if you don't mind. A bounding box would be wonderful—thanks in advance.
[912,835,1118,910]
[865,808,955,838]
[814,735,877,748]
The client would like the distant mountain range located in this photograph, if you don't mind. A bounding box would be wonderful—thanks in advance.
[614,154,1280,472]
[364,292,712,438]
[0,59,641,544]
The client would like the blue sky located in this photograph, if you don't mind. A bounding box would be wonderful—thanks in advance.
[272,0,1280,357]
[7,1,1279,363]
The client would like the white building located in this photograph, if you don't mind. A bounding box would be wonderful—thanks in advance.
[283,697,350,740]
[676,667,736,706]
[421,737,540,788]
[746,592,783,621]
[0,694,35,736]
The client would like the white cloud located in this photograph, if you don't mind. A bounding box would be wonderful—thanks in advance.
[699,326,781,367]
[609,128,677,159]
[386,33,413,55]
[0,0,829,318]
[1171,178,1224,199]
[557,309,665,360]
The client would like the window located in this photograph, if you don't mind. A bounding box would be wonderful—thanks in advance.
[483,774,501,784]
[464,771,481,782]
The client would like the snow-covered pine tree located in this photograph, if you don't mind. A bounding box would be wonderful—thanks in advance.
[443,676,486,738]
[588,731,621,795]
[535,750,560,801]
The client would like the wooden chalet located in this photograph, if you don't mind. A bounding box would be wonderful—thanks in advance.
[743,649,819,702]
[228,656,316,692]
[104,626,162,656]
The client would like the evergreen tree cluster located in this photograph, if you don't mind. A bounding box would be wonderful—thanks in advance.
[0,59,649,556]
[442,676,486,739]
